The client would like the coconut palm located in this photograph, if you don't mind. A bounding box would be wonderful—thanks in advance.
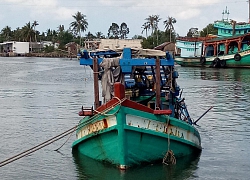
[85,31,95,40]
[21,22,34,42]
[145,15,156,36]
[13,27,22,41]
[141,22,149,37]
[163,16,177,42]
[1,26,12,41]
[57,25,65,33]
[32,20,39,42]
[144,15,161,45]
[96,31,105,39]
[153,15,161,45]
[70,11,88,47]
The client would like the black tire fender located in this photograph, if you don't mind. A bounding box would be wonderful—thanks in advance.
[213,57,220,67]
[220,60,226,67]
[200,57,206,65]
[234,53,241,61]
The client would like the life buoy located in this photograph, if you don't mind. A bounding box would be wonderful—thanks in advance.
[220,60,226,67]
[200,57,206,65]
[211,57,220,68]
[234,53,241,61]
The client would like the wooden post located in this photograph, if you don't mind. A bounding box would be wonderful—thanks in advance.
[238,38,242,52]
[225,42,229,55]
[93,57,99,109]
[155,57,161,109]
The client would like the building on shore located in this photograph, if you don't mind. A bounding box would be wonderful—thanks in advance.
[84,39,143,50]
[0,41,29,56]
[0,41,61,57]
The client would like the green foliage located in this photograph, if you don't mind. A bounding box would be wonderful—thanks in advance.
[0,13,219,51]
[141,29,176,49]
[141,37,154,49]
[120,22,129,39]
[199,23,218,37]
[57,31,74,48]
[108,23,120,39]
[107,22,130,39]
[44,45,54,53]
[132,35,144,39]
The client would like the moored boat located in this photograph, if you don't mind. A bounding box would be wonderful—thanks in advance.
[175,7,250,68]
[72,48,202,169]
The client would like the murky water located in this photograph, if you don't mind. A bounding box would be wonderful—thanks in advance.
[0,57,249,180]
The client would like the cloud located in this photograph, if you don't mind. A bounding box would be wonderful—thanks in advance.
[174,8,201,20]
[0,0,247,37]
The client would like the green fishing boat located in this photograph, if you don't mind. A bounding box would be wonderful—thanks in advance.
[72,48,202,169]
[175,7,250,68]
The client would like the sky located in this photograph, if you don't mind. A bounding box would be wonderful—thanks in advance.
[0,0,249,38]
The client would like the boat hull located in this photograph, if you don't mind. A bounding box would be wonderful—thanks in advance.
[175,50,250,68]
[72,99,201,169]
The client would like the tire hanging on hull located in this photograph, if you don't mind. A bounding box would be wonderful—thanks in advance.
[234,53,241,61]
[220,60,226,68]
[210,57,221,68]
[200,57,206,65]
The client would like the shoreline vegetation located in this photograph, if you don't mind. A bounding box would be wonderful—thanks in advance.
[0,51,77,58]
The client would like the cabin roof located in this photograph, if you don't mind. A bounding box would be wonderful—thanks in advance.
[205,34,247,43]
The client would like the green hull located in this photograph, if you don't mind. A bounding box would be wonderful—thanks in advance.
[72,102,201,169]
[175,50,250,68]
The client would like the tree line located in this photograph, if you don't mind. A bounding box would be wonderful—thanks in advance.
[0,11,217,50]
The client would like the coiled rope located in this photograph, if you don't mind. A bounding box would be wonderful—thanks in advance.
[0,96,124,168]
[162,115,176,165]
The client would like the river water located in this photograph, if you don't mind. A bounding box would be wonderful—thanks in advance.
[0,57,249,180]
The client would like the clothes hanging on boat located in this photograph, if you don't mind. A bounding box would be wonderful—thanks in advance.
[100,58,124,103]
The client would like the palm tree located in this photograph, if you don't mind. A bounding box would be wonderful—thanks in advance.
[21,22,33,42]
[144,15,161,45]
[85,31,95,40]
[1,26,12,41]
[13,27,22,41]
[163,16,177,42]
[70,11,88,48]
[57,25,65,33]
[141,22,149,37]
[145,15,156,36]
[153,15,161,45]
[95,31,104,39]
[32,20,39,42]
[21,22,35,52]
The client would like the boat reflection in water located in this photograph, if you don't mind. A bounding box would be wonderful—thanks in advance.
[72,149,201,180]
[177,66,250,83]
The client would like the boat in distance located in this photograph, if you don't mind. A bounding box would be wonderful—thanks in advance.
[175,7,250,68]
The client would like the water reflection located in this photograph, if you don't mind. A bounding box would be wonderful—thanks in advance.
[177,67,250,83]
[72,150,201,180]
